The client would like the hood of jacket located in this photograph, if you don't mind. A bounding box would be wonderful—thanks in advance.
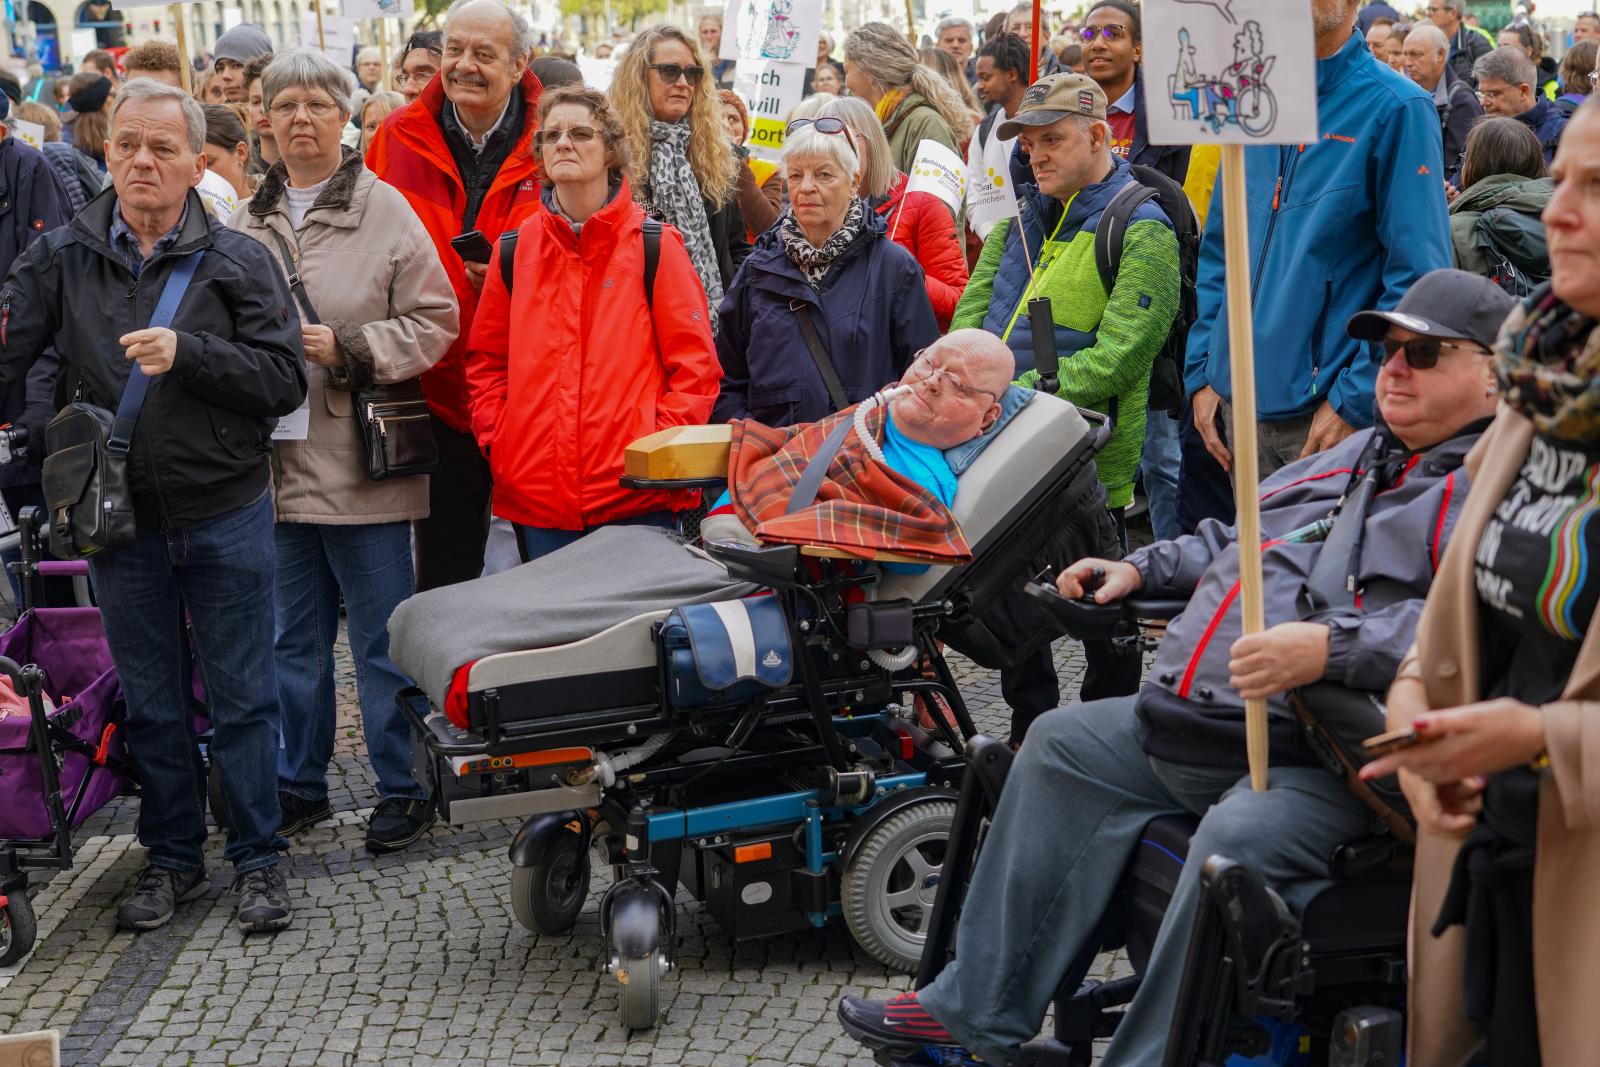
[1449,173,1554,217]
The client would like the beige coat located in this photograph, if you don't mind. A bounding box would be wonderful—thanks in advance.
[1390,408,1600,1067]
[230,151,458,524]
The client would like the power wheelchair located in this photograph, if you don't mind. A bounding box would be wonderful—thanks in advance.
[392,391,1121,1029]
[892,586,1415,1067]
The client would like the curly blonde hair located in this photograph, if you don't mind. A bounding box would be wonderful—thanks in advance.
[609,23,736,207]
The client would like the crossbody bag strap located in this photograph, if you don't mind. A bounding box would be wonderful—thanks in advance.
[109,249,204,456]
[789,299,849,413]
[268,229,320,325]
[784,415,855,515]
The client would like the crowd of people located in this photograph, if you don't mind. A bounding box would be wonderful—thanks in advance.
[0,0,1597,1063]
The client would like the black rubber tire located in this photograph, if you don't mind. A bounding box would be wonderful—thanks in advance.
[509,830,591,935]
[0,889,37,967]
[616,950,662,1030]
[841,799,956,972]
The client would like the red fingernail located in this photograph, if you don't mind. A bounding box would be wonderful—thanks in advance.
[1413,716,1430,732]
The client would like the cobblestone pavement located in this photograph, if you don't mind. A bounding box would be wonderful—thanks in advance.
[0,630,1134,1067]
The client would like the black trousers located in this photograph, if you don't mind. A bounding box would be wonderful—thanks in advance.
[412,415,493,593]
[1001,508,1143,742]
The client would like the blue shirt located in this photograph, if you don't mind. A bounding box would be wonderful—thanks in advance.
[108,200,187,278]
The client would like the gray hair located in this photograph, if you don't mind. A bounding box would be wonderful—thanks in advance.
[1407,21,1448,57]
[356,46,381,65]
[843,22,973,139]
[443,0,534,62]
[786,93,834,123]
[781,122,861,182]
[1475,45,1536,89]
[818,96,893,197]
[1436,0,1466,15]
[935,16,974,38]
[262,50,357,118]
[111,77,206,153]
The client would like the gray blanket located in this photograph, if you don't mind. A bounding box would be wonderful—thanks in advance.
[388,526,757,707]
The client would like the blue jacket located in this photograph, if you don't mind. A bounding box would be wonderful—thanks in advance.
[1185,32,1451,427]
[712,208,938,427]
[1516,96,1568,166]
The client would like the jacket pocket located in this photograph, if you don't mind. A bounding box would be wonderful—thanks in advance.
[1310,275,1333,394]
[323,381,353,418]
[207,405,266,461]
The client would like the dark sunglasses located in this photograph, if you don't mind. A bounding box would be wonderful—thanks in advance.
[649,63,705,86]
[1380,336,1487,369]
[785,116,858,151]
[1080,25,1129,42]
[534,125,598,148]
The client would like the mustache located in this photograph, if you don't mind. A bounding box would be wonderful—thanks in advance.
[448,72,489,87]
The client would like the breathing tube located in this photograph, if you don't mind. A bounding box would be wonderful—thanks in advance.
[856,383,921,672]
[579,732,673,788]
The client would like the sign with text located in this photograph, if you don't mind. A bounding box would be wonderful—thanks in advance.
[966,125,1018,235]
[905,138,967,216]
[302,12,356,56]
[1143,0,1317,146]
[344,0,407,19]
[733,60,805,162]
[720,0,819,66]
[9,119,44,152]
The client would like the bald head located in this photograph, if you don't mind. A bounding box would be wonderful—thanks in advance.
[940,329,1016,399]
[443,0,533,61]
[891,329,1018,450]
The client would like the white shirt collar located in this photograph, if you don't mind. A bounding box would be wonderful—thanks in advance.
[452,96,512,152]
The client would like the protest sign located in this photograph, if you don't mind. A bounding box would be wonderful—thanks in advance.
[905,139,967,218]
[577,56,617,91]
[344,0,406,18]
[1143,0,1317,146]
[720,0,820,66]
[302,12,356,58]
[965,127,1018,237]
[8,120,43,152]
[733,60,805,162]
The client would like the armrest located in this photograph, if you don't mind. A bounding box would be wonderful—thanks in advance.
[623,424,733,489]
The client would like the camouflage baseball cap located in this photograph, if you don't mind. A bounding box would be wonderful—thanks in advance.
[995,73,1108,140]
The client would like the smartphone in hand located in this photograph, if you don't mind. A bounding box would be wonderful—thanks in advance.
[450,230,493,264]
[1361,727,1423,758]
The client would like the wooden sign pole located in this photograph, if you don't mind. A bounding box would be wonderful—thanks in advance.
[172,5,192,94]
[315,1,326,50]
[378,18,390,91]
[1220,142,1269,792]
[904,0,915,41]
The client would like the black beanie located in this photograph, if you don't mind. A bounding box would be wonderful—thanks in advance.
[68,75,112,115]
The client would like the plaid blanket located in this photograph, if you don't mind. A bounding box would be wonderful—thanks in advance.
[727,403,971,564]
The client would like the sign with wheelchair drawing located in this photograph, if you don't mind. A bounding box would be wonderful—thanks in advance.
[1143,0,1318,146]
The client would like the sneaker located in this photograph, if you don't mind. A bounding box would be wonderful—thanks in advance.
[116,864,209,931]
[365,797,436,854]
[277,791,332,836]
[838,992,973,1061]
[232,864,292,933]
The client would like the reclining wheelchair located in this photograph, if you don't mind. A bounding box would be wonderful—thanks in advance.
[892,587,1416,1067]
[395,390,1120,1029]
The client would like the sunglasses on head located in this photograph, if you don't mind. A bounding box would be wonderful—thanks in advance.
[649,62,705,86]
[1380,336,1485,369]
[1080,25,1129,42]
[786,116,857,151]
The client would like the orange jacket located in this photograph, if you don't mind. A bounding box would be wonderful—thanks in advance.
[364,70,543,431]
[877,172,969,331]
[466,180,722,531]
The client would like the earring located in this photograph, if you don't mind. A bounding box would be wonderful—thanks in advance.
[1487,382,1499,396]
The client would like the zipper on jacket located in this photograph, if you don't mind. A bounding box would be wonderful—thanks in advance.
[1310,276,1332,395]
[1250,145,1304,306]
[1,291,11,347]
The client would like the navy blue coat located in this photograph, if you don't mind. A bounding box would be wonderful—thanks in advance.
[712,209,939,427]
[1517,96,1569,166]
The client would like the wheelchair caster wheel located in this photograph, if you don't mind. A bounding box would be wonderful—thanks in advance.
[614,948,665,1031]
[510,828,591,935]
[0,886,36,967]
[842,798,955,972]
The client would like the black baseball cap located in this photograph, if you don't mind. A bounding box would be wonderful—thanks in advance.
[1346,269,1516,351]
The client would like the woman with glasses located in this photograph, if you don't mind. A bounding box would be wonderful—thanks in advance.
[1362,99,1600,1067]
[611,24,748,332]
[1449,116,1551,287]
[230,51,460,855]
[466,84,720,562]
[711,118,939,427]
[843,22,970,178]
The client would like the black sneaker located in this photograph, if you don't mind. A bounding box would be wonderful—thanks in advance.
[116,864,209,931]
[232,864,292,933]
[365,797,436,854]
[277,791,332,836]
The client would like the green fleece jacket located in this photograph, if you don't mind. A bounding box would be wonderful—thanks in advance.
[952,163,1180,509]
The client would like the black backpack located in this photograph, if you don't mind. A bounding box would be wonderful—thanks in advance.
[1092,164,1200,412]
[498,216,662,307]
[1473,205,1550,298]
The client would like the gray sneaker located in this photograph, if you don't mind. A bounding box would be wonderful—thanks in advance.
[231,863,292,933]
[117,864,209,931]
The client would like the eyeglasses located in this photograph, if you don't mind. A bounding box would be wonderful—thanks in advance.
[535,125,599,148]
[649,63,705,86]
[1380,336,1487,369]
[1478,86,1511,103]
[908,351,1001,404]
[1079,25,1128,42]
[785,116,857,152]
[394,66,438,87]
[268,99,338,120]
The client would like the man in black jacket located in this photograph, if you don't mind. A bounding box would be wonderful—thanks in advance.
[0,79,307,934]
[1429,0,1492,88]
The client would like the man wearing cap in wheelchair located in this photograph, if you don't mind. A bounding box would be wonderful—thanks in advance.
[840,271,1514,1067]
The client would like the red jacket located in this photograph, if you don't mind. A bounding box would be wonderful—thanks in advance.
[877,173,969,331]
[365,70,544,432]
[466,180,722,531]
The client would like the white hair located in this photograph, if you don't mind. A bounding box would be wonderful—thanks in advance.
[781,123,860,181]
[356,46,381,65]
[1408,22,1448,56]
[936,17,974,37]
[111,77,206,153]
[444,0,534,62]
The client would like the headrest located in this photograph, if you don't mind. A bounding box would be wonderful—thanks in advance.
[943,385,1035,476]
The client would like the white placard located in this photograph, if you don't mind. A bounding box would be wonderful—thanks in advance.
[344,0,408,19]
[1143,0,1318,146]
[966,123,1018,236]
[69,28,97,61]
[9,119,45,151]
[904,138,967,215]
[272,398,311,441]
[576,56,617,90]
[301,12,356,56]
[117,0,203,8]
[720,0,819,66]
[732,59,805,163]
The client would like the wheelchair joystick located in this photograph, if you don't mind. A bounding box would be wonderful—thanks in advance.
[1028,298,1060,397]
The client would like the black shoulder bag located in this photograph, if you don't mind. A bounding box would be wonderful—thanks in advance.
[269,230,438,481]
[40,250,203,559]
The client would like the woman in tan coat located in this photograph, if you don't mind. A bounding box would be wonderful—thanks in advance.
[1363,99,1600,1067]
[230,51,458,856]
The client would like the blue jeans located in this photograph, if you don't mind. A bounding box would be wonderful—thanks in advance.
[88,492,284,874]
[1140,407,1182,541]
[274,520,424,803]
[517,510,678,563]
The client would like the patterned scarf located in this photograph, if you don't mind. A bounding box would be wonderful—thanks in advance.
[644,119,722,330]
[780,197,866,289]
[1495,283,1600,442]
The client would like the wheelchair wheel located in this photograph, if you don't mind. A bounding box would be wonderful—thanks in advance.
[510,830,591,935]
[614,947,663,1030]
[0,888,36,967]
[841,799,955,972]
